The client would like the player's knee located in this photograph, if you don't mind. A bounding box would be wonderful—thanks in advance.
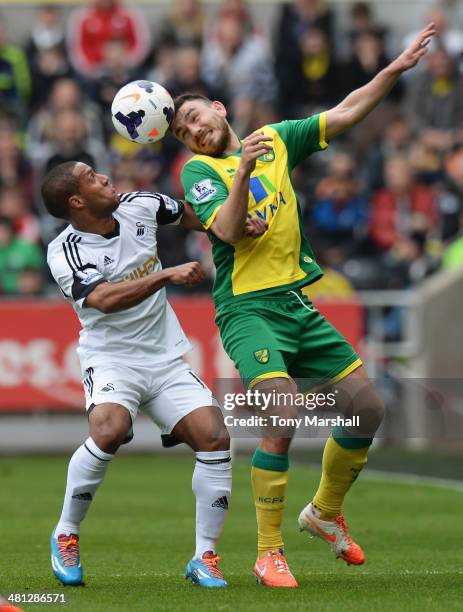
[354,388,385,434]
[253,377,298,419]
[89,408,131,451]
[201,430,230,452]
[370,392,385,429]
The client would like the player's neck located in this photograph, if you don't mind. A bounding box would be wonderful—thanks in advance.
[71,215,116,237]
[224,131,241,155]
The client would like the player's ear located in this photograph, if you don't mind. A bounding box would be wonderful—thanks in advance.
[69,194,85,213]
[212,100,227,117]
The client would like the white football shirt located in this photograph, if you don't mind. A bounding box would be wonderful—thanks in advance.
[47,191,191,368]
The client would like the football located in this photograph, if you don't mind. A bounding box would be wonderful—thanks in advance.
[111,80,174,144]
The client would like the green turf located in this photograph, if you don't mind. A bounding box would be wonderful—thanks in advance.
[1,454,463,611]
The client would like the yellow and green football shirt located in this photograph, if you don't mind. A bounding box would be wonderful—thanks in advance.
[181,113,329,306]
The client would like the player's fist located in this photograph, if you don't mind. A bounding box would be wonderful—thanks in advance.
[244,217,269,238]
[239,131,273,175]
[167,262,205,286]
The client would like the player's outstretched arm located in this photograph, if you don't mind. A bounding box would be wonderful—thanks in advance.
[84,262,205,314]
[325,22,436,140]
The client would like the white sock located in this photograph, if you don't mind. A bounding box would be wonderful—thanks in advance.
[192,450,232,559]
[55,437,114,536]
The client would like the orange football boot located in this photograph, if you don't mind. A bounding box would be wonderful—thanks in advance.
[253,549,298,587]
[298,502,365,565]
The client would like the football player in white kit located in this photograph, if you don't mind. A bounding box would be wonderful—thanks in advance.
[42,161,267,589]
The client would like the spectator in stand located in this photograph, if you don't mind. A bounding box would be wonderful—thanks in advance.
[311,152,368,256]
[342,32,403,160]
[90,38,136,140]
[146,44,177,88]
[403,5,463,60]
[362,114,412,193]
[0,14,31,123]
[369,156,437,253]
[0,128,34,205]
[28,45,72,113]
[26,5,71,112]
[165,44,223,102]
[437,149,463,269]
[277,25,341,117]
[0,186,40,244]
[405,47,463,152]
[27,77,103,157]
[275,0,333,115]
[39,109,109,177]
[214,0,262,38]
[155,0,205,49]
[201,14,277,134]
[17,266,44,297]
[437,146,463,240]
[442,210,463,270]
[347,2,388,45]
[276,0,333,48]
[344,32,402,102]
[67,0,149,78]
[0,216,44,296]
[26,4,66,63]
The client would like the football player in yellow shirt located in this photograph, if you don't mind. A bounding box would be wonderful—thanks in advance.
[172,23,435,587]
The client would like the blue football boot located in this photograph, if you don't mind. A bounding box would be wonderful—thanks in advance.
[185,551,228,588]
[50,529,83,586]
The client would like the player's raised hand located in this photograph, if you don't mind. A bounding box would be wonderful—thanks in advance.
[392,22,436,72]
[239,132,273,175]
[167,262,205,285]
[244,217,269,238]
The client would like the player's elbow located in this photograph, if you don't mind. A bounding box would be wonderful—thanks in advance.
[96,300,118,314]
[326,106,356,139]
[211,221,244,244]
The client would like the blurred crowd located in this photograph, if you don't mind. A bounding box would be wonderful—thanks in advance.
[1,0,463,299]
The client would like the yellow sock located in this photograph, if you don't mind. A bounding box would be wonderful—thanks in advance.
[312,434,371,520]
[251,448,289,557]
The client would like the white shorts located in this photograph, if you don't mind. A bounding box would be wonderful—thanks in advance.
[81,357,218,435]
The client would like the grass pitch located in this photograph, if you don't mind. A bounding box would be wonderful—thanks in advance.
[1,454,463,611]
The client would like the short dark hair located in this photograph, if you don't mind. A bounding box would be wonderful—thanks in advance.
[173,92,213,115]
[41,161,80,220]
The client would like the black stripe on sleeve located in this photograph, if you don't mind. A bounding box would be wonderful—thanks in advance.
[66,235,80,269]
[156,195,184,225]
[62,243,76,272]
[72,241,83,268]
[71,276,106,302]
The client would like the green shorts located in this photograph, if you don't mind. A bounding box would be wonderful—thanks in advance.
[215,289,361,389]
